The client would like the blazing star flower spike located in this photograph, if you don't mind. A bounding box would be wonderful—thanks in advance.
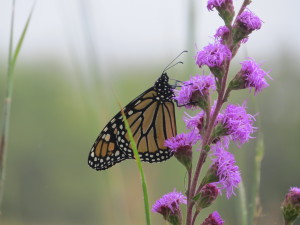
[174,74,216,110]
[221,103,257,146]
[152,190,187,225]
[195,42,232,77]
[165,131,201,170]
[201,211,224,225]
[282,187,300,225]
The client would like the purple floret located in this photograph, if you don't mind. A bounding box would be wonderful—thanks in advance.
[195,42,232,69]
[240,58,271,95]
[152,190,187,214]
[237,9,262,31]
[210,148,241,198]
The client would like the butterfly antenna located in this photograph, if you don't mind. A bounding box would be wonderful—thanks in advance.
[163,50,188,73]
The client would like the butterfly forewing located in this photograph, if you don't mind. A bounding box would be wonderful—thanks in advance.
[88,73,176,171]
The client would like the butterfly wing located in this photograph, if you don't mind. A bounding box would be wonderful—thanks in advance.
[88,86,176,171]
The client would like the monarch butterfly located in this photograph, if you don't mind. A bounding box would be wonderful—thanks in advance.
[88,53,186,171]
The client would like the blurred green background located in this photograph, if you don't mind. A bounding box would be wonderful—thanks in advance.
[0,0,300,225]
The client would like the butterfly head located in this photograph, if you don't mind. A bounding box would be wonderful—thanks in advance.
[154,73,174,102]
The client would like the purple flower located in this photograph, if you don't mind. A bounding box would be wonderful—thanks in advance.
[237,9,262,31]
[184,101,223,132]
[174,74,216,109]
[210,148,241,198]
[212,136,231,151]
[184,111,205,131]
[152,190,187,224]
[152,190,187,213]
[221,103,256,146]
[165,131,200,169]
[195,42,232,69]
[207,0,232,11]
[165,131,200,153]
[214,26,230,41]
[240,58,271,95]
[201,211,224,225]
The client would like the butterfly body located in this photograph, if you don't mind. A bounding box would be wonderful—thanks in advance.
[88,73,177,171]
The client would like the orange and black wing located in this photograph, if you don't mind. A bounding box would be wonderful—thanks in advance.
[88,73,176,171]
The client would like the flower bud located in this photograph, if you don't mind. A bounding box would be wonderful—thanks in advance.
[282,187,300,225]
[193,184,219,210]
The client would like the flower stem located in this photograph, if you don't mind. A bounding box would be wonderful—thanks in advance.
[191,211,200,225]
[186,59,231,225]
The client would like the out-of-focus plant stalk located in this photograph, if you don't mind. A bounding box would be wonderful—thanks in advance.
[238,180,248,225]
[0,0,34,211]
[250,101,264,225]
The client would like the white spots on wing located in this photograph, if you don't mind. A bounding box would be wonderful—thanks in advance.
[111,118,116,123]
[91,152,94,157]
[128,110,133,115]
[112,123,116,128]
[104,134,111,141]
[119,124,123,129]
[115,151,120,156]
[135,100,141,105]
[103,127,108,132]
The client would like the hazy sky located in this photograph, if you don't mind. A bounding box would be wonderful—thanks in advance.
[0,0,299,76]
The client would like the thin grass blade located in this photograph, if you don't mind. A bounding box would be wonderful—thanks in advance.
[120,108,151,225]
